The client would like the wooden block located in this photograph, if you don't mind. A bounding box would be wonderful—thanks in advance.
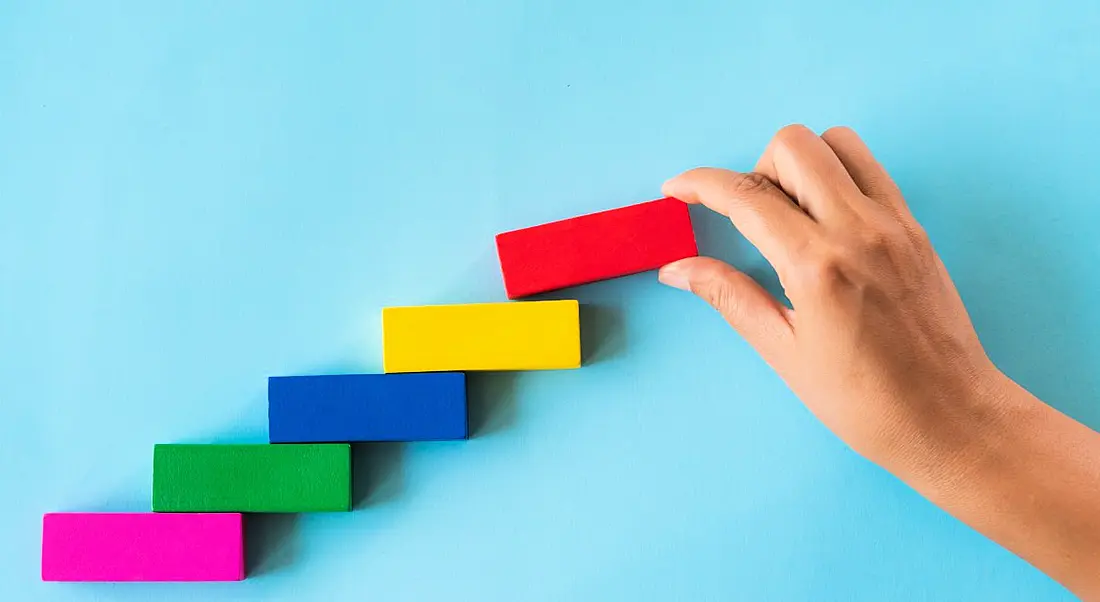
[268,373,467,442]
[382,300,580,373]
[41,513,244,582]
[495,197,699,298]
[153,444,350,513]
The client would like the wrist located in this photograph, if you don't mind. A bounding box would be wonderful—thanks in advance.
[884,364,1037,505]
[888,366,1100,598]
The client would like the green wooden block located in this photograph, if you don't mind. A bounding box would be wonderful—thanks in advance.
[152,444,351,513]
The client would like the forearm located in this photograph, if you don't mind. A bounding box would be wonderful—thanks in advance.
[908,372,1100,599]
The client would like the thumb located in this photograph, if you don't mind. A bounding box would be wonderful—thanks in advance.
[658,256,793,361]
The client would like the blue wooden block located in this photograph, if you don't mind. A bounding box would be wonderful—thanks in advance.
[268,373,467,443]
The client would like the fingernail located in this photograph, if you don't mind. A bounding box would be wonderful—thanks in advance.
[658,265,691,290]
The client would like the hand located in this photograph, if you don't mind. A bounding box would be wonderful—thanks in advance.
[659,124,1006,483]
[659,125,1100,599]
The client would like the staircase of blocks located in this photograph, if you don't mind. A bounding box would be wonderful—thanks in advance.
[41,198,699,582]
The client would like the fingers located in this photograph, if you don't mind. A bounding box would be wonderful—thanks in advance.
[663,167,815,269]
[755,124,865,221]
[819,126,905,209]
[659,256,793,364]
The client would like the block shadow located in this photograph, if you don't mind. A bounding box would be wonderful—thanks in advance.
[525,286,628,363]
[352,442,406,509]
[245,514,299,577]
[580,303,625,365]
[466,372,520,437]
[463,300,625,438]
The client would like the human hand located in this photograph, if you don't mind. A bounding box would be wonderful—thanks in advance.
[658,125,1012,487]
[658,125,1100,598]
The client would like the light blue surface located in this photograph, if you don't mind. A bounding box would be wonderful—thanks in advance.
[2,1,1098,600]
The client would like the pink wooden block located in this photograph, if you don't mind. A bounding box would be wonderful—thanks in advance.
[42,512,244,582]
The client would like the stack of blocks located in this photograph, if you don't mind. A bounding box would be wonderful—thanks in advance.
[41,198,698,582]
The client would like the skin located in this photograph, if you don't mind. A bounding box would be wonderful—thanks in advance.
[658,124,1100,600]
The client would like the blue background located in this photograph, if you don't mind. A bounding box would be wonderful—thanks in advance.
[2,1,1099,600]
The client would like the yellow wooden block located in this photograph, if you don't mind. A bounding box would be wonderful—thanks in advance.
[382,300,581,373]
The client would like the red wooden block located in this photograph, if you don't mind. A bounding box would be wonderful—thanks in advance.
[495,198,699,298]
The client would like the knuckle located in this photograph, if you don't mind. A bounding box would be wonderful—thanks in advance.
[785,235,815,266]
[811,257,848,290]
[729,171,775,198]
[795,245,849,291]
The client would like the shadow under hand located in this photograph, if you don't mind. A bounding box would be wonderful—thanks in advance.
[245,514,299,577]
[688,204,788,305]
[352,442,405,509]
